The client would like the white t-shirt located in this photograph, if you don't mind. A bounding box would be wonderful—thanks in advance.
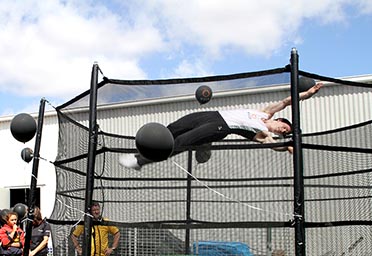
[218,109,269,133]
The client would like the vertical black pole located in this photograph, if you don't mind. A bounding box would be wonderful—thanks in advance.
[82,63,99,256]
[185,150,193,255]
[290,48,305,256]
[23,98,46,256]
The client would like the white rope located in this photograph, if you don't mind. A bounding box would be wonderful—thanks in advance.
[56,198,93,228]
[34,156,54,164]
[172,160,295,219]
[21,217,33,224]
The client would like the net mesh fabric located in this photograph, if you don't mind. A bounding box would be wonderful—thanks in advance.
[49,69,372,255]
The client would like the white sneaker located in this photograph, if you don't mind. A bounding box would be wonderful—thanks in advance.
[119,154,141,171]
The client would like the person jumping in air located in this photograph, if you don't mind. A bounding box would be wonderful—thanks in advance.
[120,82,323,170]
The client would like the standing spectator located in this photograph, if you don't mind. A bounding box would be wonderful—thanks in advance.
[29,207,51,256]
[71,203,120,256]
[0,211,25,255]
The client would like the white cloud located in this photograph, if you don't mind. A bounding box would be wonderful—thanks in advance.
[149,0,367,57]
[171,59,212,78]
[0,0,163,99]
[0,0,369,104]
[356,0,372,14]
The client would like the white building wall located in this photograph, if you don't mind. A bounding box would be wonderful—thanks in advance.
[0,112,58,217]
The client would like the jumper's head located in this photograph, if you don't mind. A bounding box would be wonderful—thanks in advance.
[273,118,292,136]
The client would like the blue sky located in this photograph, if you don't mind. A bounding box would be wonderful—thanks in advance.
[0,0,371,116]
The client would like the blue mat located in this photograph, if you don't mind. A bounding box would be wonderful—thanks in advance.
[193,241,253,255]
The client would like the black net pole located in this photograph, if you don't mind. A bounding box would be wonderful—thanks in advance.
[82,63,99,256]
[290,48,306,256]
[23,98,46,256]
[185,150,193,254]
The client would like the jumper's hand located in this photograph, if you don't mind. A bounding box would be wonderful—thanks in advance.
[300,82,323,101]
[307,82,323,95]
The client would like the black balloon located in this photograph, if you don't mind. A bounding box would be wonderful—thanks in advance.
[21,147,34,163]
[195,85,213,104]
[298,76,316,93]
[10,113,37,143]
[12,203,27,219]
[0,208,10,224]
[135,122,174,162]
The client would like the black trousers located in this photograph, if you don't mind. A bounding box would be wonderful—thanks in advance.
[167,111,231,149]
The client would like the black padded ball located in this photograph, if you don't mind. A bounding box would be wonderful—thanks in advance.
[195,143,212,164]
[195,85,213,104]
[12,203,27,219]
[21,148,34,163]
[135,122,174,162]
[10,113,37,143]
[195,149,211,163]
[298,76,316,93]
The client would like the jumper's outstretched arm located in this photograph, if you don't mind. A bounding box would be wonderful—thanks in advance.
[261,82,323,119]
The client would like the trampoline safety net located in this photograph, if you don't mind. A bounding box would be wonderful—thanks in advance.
[48,66,372,256]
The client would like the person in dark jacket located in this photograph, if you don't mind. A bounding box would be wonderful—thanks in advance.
[29,207,51,256]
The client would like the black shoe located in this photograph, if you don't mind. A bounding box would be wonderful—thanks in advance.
[195,143,212,163]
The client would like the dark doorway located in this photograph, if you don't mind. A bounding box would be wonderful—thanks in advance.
[10,187,40,208]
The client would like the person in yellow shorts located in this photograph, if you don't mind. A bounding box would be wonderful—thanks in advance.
[71,203,120,256]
